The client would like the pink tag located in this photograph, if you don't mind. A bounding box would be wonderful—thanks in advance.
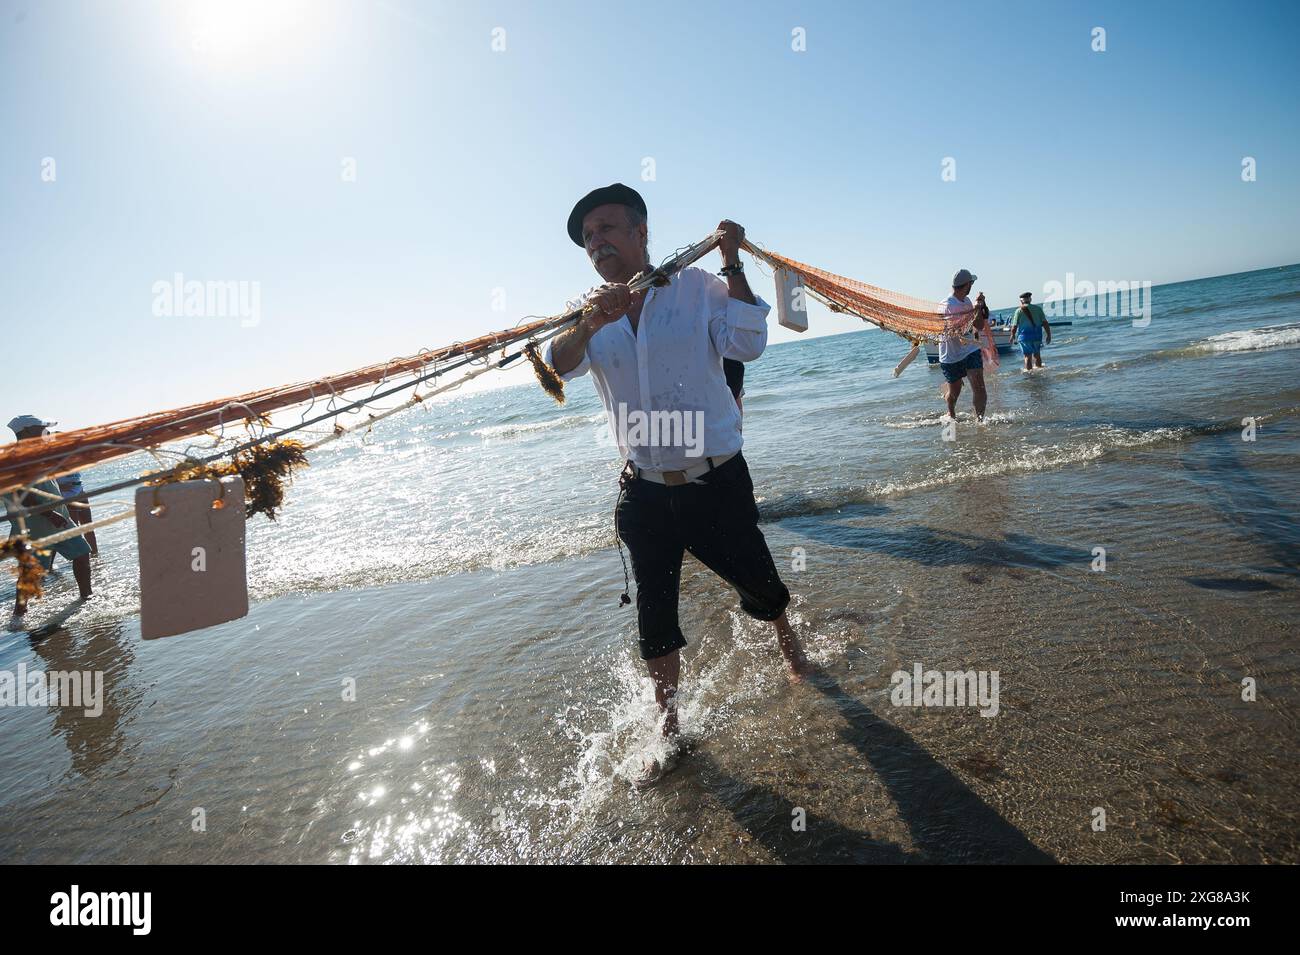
[134,477,248,639]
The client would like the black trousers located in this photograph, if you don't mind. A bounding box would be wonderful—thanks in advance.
[615,453,791,660]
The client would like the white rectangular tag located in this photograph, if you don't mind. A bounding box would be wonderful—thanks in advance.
[775,267,809,332]
[134,477,248,639]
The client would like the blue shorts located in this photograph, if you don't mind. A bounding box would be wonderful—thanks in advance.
[36,534,91,570]
[1019,340,1042,357]
[939,350,983,383]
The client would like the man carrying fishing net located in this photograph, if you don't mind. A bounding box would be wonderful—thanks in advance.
[938,269,991,421]
[545,183,809,785]
[5,415,94,624]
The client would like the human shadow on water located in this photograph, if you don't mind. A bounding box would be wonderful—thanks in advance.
[689,750,918,864]
[688,670,1055,864]
[786,515,1091,572]
[806,671,1054,863]
[756,495,890,524]
[1181,430,1300,577]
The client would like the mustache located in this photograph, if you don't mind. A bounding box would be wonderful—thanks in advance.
[591,244,619,263]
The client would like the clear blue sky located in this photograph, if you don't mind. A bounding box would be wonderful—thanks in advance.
[2,0,1297,429]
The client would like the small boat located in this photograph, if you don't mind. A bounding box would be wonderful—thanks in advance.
[925,317,1072,364]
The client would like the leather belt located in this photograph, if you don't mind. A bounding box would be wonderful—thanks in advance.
[630,452,737,486]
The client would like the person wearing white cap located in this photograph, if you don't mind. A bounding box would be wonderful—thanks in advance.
[4,415,94,620]
[937,269,990,421]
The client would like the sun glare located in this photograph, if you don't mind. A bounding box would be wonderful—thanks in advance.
[186,0,323,65]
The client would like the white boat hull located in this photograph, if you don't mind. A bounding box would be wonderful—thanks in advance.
[924,321,1071,363]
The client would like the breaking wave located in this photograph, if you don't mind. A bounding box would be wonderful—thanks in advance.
[1192,323,1300,354]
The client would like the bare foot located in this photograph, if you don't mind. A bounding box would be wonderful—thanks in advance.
[632,756,665,790]
[631,736,685,790]
[784,649,812,683]
[772,611,810,683]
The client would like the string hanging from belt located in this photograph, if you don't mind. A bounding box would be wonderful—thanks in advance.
[613,462,634,607]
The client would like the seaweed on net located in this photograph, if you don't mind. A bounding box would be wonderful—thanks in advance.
[0,537,46,603]
[524,340,565,404]
[145,438,310,521]
[230,440,310,520]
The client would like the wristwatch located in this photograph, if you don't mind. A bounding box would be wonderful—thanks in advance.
[719,261,744,277]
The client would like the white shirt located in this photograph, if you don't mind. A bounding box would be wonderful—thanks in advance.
[544,267,770,472]
[937,294,981,364]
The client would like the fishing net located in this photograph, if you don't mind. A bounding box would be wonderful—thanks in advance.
[743,242,980,346]
[1,231,980,497]
[0,316,559,494]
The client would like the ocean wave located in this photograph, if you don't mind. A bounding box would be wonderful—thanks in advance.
[472,414,604,439]
[1193,323,1300,354]
[1037,323,1300,382]
[882,411,1018,430]
[756,423,1209,521]
[1160,300,1237,320]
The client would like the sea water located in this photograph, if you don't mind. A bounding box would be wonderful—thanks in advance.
[1,265,1297,862]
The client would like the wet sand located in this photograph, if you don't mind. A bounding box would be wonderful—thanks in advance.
[2,438,1295,864]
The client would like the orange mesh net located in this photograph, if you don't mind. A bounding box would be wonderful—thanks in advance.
[0,316,557,495]
[1,232,976,496]
[744,242,978,346]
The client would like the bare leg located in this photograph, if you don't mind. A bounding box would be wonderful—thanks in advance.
[968,370,987,421]
[1034,351,1044,368]
[1023,352,1032,371]
[72,554,92,600]
[772,611,810,681]
[945,378,962,418]
[644,650,680,738]
[633,650,684,788]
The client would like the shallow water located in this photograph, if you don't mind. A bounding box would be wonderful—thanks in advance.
[2,265,1298,863]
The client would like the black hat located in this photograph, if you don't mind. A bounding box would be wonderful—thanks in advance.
[567,183,647,247]
[1019,291,1033,300]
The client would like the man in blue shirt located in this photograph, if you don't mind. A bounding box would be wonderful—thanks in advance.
[1010,292,1052,370]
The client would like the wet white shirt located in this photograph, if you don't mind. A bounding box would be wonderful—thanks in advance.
[544,267,770,471]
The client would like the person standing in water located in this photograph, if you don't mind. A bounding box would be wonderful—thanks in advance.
[545,183,808,785]
[1010,291,1052,371]
[5,415,94,621]
[55,466,99,557]
[938,269,990,421]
